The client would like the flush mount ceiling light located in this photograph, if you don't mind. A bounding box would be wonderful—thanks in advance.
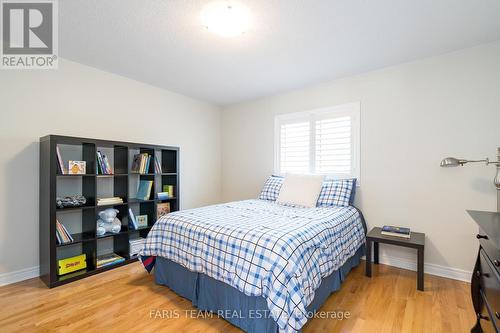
[201,1,252,37]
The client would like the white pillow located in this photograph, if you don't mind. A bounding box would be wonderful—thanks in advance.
[276,174,325,208]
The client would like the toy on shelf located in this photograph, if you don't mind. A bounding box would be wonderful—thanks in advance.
[56,195,87,209]
[96,208,122,236]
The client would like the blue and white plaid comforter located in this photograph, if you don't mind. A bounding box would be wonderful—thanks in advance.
[141,199,365,332]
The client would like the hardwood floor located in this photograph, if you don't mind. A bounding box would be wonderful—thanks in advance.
[0,261,475,332]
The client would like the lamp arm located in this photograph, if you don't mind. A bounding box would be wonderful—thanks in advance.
[463,158,489,165]
[486,160,500,166]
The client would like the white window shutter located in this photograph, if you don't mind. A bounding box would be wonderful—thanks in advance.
[279,121,310,174]
[275,102,360,179]
[315,116,352,175]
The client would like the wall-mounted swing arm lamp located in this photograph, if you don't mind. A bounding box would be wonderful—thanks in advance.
[440,157,494,167]
[440,148,500,211]
[440,148,500,189]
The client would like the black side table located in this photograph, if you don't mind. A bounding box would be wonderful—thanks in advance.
[365,227,426,291]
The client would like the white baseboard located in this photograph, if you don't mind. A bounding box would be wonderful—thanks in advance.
[0,266,39,287]
[0,256,472,287]
[369,255,472,282]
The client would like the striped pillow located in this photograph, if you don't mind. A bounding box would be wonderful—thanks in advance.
[317,178,357,207]
[258,176,284,201]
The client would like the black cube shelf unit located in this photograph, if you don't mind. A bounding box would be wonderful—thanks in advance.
[39,135,179,288]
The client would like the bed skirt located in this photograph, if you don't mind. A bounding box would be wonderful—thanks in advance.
[154,244,365,333]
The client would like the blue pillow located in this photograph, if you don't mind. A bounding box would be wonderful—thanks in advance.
[317,178,357,207]
[258,175,283,201]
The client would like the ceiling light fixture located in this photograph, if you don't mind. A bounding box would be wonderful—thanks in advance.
[201,1,251,38]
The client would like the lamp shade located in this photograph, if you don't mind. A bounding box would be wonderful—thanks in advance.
[440,157,464,167]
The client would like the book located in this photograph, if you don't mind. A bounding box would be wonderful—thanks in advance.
[56,145,66,174]
[56,220,73,244]
[97,197,123,206]
[55,222,65,243]
[96,151,102,174]
[96,253,123,264]
[154,156,162,173]
[131,154,142,173]
[162,185,175,197]
[58,254,87,275]
[139,154,147,174]
[131,153,153,174]
[98,259,125,268]
[136,215,148,228]
[138,154,144,173]
[97,197,123,202]
[129,238,145,244]
[59,222,74,242]
[103,154,113,174]
[129,239,145,246]
[381,231,411,239]
[129,238,146,256]
[128,208,138,230]
[381,225,411,238]
[96,151,103,174]
[96,151,114,175]
[68,160,86,175]
[96,253,125,268]
[55,228,62,244]
[136,180,153,201]
[58,222,70,243]
[157,192,170,200]
[157,202,170,219]
[145,155,151,173]
[382,225,410,234]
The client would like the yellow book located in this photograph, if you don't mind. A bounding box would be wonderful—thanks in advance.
[58,254,87,275]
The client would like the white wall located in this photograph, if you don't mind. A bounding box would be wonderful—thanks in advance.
[0,59,221,280]
[1,42,499,284]
[221,41,500,278]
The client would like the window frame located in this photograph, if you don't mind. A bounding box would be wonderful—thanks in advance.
[274,102,360,180]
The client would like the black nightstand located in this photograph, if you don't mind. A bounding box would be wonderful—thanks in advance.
[365,227,426,291]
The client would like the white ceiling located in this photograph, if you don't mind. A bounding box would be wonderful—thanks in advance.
[60,0,500,105]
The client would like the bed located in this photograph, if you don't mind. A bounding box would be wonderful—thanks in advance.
[140,197,366,333]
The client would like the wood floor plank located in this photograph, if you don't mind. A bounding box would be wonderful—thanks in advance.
[0,260,475,332]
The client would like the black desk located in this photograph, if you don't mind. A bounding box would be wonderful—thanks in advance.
[365,227,426,291]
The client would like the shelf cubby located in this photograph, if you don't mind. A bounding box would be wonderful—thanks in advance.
[40,135,179,288]
[55,204,96,246]
[140,201,156,227]
[114,146,128,175]
[160,173,179,211]
[56,174,96,207]
[55,240,96,280]
[161,149,177,173]
[56,142,96,175]
[129,226,152,240]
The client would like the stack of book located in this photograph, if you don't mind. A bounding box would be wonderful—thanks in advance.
[56,146,67,174]
[131,153,153,174]
[97,197,123,206]
[96,253,125,269]
[136,180,153,201]
[96,151,113,175]
[381,225,411,239]
[129,238,146,257]
[157,191,170,200]
[56,220,74,244]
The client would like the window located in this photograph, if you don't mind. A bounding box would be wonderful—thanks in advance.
[274,102,360,179]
